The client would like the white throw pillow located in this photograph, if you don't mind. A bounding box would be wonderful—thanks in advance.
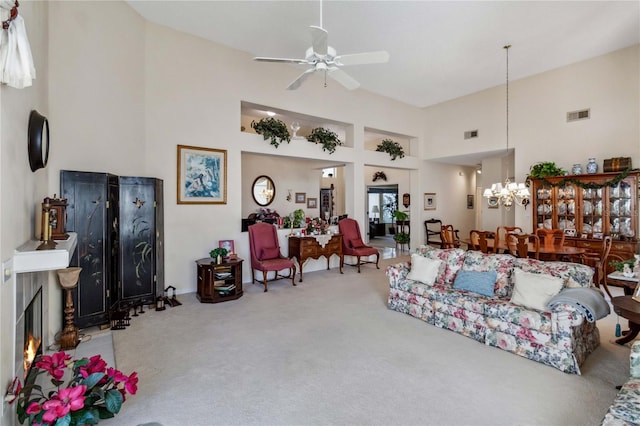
[407,254,442,285]
[510,268,564,311]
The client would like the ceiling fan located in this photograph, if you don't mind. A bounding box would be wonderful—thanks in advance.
[253,1,389,91]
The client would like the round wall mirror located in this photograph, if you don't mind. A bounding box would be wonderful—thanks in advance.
[28,110,50,172]
[252,175,275,206]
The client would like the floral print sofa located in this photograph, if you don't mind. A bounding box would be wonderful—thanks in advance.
[602,341,640,425]
[386,247,600,374]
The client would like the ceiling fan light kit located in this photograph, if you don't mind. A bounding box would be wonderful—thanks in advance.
[253,1,389,91]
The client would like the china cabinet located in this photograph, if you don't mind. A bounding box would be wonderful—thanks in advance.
[530,171,639,265]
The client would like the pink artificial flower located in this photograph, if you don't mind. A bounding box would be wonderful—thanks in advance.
[41,385,86,423]
[35,351,71,381]
[26,401,41,414]
[79,354,107,379]
[109,368,138,395]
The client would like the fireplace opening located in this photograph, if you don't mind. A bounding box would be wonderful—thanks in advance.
[23,288,42,378]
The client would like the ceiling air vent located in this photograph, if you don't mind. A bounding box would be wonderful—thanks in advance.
[566,109,590,122]
[464,130,479,140]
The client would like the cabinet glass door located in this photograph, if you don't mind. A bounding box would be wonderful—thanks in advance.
[535,183,554,230]
[581,186,604,237]
[609,177,635,239]
[557,184,576,233]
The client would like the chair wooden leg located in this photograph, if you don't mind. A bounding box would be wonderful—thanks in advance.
[291,265,297,287]
[262,271,268,292]
[357,256,362,273]
[375,252,380,269]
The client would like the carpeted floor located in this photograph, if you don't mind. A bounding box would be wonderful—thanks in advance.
[103,256,630,426]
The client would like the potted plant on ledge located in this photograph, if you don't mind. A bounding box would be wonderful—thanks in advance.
[251,117,291,148]
[306,127,342,154]
[376,139,405,160]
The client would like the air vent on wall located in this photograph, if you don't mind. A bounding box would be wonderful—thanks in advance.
[567,109,590,122]
[464,130,479,139]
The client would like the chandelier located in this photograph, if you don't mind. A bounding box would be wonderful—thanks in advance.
[483,44,530,210]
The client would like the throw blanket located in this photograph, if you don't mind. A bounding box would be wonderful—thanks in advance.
[547,287,611,323]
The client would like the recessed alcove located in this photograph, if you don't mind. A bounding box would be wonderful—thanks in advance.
[241,101,352,148]
[364,127,415,157]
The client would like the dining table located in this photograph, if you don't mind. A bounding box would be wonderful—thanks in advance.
[461,237,587,259]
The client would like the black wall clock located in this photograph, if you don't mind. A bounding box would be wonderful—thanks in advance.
[28,110,49,172]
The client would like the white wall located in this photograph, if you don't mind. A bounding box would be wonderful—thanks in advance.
[424,44,640,231]
[0,2,49,423]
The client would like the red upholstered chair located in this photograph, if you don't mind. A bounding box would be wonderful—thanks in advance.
[248,222,296,292]
[338,218,380,273]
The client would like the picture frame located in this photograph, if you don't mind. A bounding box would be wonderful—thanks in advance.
[488,197,499,209]
[307,198,317,209]
[177,145,227,204]
[219,239,234,254]
[633,283,640,303]
[295,192,306,203]
[424,193,436,210]
[467,194,474,209]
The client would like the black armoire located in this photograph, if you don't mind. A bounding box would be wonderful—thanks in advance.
[61,171,164,329]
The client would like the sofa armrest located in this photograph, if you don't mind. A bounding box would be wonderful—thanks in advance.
[630,341,640,378]
[549,303,586,327]
[385,262,410,288]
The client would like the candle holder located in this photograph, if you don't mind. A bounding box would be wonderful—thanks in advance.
[57,267,82,350]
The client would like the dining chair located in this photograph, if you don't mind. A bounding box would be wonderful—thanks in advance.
[469,230,490,253]
[338,218,380,272]
[495,226,523,254]
[424,218,443,248]
[248,222,297,292]
[506,233,540,259]
[580,235,613,298]
[441,225,461,249]
[535,228,566,260]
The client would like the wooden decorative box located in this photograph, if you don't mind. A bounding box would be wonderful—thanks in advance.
[603,157,632,172]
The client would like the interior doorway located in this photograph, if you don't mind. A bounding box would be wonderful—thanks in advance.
[366,184,398,247]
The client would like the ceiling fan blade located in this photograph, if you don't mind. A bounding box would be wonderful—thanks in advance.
[328,68,360,90]
[310,26,328,56]
[334,51,390,66]
[287,68,316,90]
[254,56,309,65]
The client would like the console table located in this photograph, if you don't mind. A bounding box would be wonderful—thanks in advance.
[288,234,344,282]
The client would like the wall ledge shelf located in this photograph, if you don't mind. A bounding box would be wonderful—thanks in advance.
[13,232,77,273]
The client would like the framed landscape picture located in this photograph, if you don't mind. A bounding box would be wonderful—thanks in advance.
[307,198,317,209]
[177,145,227,204]
[295,192,306,203]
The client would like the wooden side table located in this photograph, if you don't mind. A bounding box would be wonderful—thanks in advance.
[608,272,639,296]
[611,296,640,345]
[196,258,243,303]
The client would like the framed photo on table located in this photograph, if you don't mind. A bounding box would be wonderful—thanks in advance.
[177,145,227,204]
[219,240,234,254]
[424,193,436,210]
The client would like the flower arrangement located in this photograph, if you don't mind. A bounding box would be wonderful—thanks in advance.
[256,208,279,221]
[306,218,330,235]
[8,351,138,426]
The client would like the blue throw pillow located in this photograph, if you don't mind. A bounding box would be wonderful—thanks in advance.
[453,270,497,297]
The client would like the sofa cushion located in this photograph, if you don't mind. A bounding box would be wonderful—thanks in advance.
[461,251,515,298]
[453,270,497,297]
[260,247,280,260]
[406,254,442,285]
[510,268,564,311]
[514,258,594,288]
[417,248,466,284]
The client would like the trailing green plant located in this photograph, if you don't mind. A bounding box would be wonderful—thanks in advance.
[528,162,566,179]
[376,139,405,160]
[393,232,410,244]
[306,127,342,154]
[251,118,291,148]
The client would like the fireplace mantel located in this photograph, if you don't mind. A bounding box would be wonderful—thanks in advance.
[13,232,77,273]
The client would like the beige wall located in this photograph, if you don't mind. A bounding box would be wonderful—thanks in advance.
[0,3,638,423]
[0,2,49,423]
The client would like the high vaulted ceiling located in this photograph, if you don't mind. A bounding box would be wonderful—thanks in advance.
[127,1,639,108]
